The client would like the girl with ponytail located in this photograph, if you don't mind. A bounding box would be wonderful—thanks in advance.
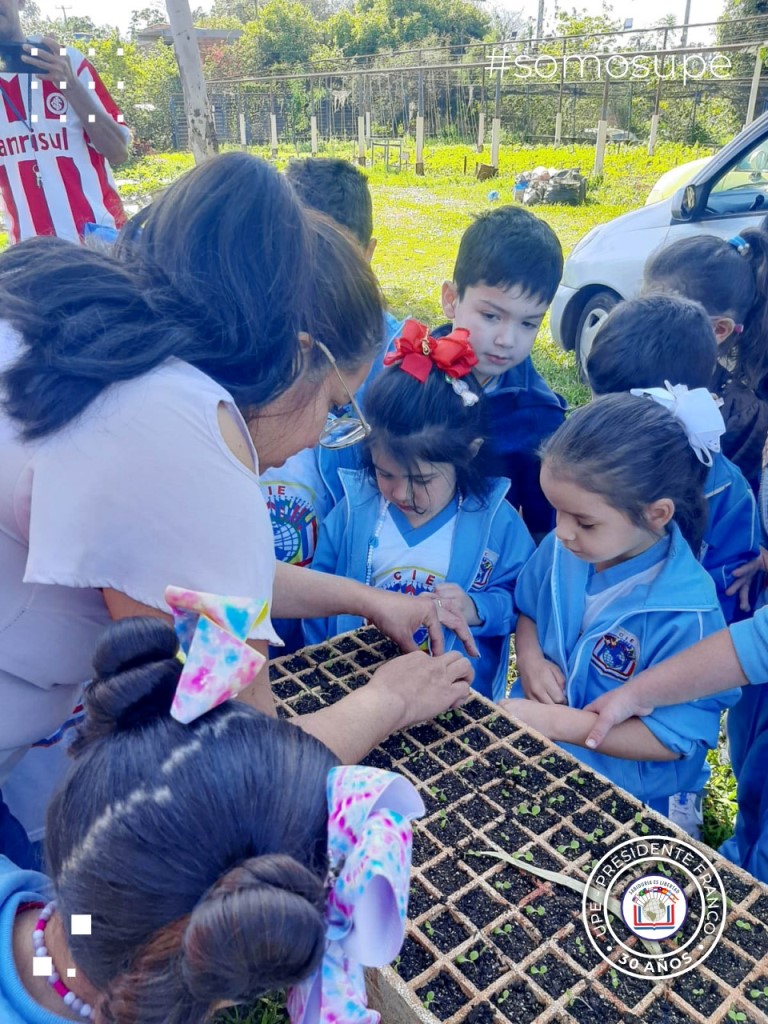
[501,393,741,833]
[644,228,768,486]
[1,616,422,1024]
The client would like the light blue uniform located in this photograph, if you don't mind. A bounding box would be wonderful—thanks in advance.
[0,856,64,1023]
[723,606,768,881]
[701,452,759,623]
[510,526,740,810]
[304,470,535,700]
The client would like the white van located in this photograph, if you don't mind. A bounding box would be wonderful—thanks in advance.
[551,111,768,373]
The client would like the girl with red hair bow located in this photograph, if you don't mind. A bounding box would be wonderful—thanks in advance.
[303,322,535,701]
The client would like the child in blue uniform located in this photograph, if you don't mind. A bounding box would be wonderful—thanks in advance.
[644,230,768,487]
[586,294,759,623]
[304,323,535,700]
[437,205,566,540]
[0,616,428,1023]
[502,393,741,828]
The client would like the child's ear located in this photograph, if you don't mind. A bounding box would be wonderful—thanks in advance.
[644,498,675,531]
[364,238,377,264]
[441,281,459,319]
[468,438,484,459]
[711,316,737,344]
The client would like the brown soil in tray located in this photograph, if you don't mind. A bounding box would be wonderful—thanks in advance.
[274,628,768,1024]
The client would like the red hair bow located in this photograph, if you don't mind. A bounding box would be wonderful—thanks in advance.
[383,319,478,383]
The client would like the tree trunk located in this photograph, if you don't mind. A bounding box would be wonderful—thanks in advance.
[165,0,218,163]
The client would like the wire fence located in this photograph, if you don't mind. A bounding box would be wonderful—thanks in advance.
[169,16,768,153]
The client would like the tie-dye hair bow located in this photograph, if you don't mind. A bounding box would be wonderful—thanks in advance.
[164,585,269,724]
[287,765,425,1024]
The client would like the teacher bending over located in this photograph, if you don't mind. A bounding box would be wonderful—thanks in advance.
[0,153,474,804]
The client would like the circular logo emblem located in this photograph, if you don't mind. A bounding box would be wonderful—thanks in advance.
[621,874,687,940]
[582,835,727,980]
[45,92,67,116]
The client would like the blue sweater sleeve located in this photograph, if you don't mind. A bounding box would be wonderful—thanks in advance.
[730,606,768,684]
[469,503,535,638]
[701,458,759,622]
[301,500,349,647]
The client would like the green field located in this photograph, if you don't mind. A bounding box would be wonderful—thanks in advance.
[106,139,716,408]
[0,143,739,1023]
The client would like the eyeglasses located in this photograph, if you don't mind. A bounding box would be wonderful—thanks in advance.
[315,340,372,450]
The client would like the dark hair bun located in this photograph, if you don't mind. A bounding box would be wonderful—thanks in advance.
[71,617,182,756]
[181,855,327,1003]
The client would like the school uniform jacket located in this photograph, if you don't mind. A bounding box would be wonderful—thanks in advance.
[511,524,740,807]
[702,451,759,623]
[303,469,535,700]
[432,324,567,539]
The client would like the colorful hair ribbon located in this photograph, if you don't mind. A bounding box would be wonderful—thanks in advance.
[164,585,269,724]
[287,765,425,1024]
[629,381,726,467]
[384,319,478,383]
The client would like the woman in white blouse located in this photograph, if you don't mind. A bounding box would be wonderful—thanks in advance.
[0,155,474,851]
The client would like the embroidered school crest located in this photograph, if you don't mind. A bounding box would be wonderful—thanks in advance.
[265,489,319,567]
[471,550,497,591]
[590,628,639,682]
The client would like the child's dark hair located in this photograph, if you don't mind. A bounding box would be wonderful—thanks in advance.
[453,205,563,304]
[286,157,374,248]
[542,394,709,552]
[45,617,337,1024]
[304,209,383,375]
[361,364,491,507]
[587,294,717,394]
[644,229,768,389]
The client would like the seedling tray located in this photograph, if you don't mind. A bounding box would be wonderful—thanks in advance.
[272,629,768,1024]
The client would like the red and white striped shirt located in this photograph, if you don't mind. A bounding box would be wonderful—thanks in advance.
[0,45,130,244]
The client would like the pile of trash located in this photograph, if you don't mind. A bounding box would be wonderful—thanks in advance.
[514,166,587,206]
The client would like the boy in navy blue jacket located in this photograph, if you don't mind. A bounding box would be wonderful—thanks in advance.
[587,294,759,624]
[437,205,566,540]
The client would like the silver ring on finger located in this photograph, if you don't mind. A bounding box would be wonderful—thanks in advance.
[436,599,443,609]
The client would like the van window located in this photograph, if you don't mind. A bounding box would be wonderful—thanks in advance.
[707,137,768,215]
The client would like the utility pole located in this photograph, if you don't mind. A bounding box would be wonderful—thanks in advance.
[57,5,71,28]
[681,0,692,47]
[536,0,545,43]
[165,0,218,163]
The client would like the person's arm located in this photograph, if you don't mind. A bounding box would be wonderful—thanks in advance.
[102,589,277,716]
[273,561,479,657]
[499,698,679,761]
[104,589,474,762]
[297,650,474,762]
[22,39,130,166]
[702,461,760,619]
[582,627,749,750]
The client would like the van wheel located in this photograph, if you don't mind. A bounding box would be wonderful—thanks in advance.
[575,290,621,381]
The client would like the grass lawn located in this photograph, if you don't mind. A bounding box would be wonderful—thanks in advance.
[0,141,740,1022]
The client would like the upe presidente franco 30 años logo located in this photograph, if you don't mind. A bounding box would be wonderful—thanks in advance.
[582,835,727,980]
